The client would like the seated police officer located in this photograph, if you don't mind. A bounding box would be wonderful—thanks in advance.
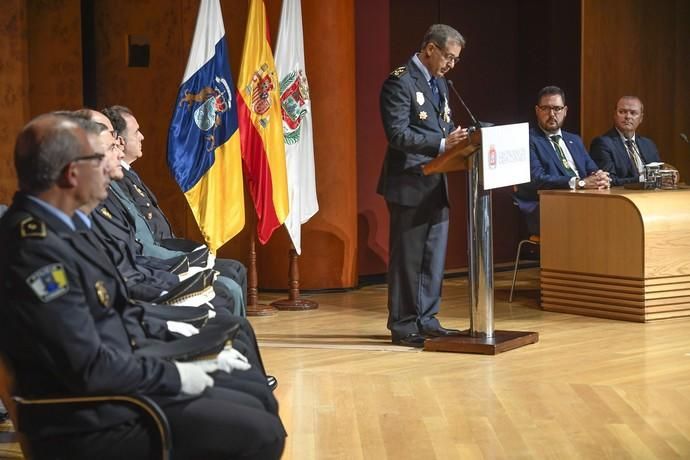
[102,107,248,313]
[73,115,278,414]
[0,113,285,459]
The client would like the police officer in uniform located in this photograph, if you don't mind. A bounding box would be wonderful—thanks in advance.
[0,114,285,459]
[378,24,469,347]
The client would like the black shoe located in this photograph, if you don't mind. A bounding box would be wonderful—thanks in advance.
[422,326,462,337]
[266,375,278,391]
[392,333,426,348]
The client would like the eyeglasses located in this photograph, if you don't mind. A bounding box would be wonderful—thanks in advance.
[432,43,460,64]
[72,153,106,165]
[538,105,566,114]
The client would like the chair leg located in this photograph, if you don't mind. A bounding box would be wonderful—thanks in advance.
[509,240,528,303]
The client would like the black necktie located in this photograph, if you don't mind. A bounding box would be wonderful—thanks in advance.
[429,77,440,106]
[550,135,576,176]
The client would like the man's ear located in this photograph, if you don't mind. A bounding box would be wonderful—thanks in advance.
[58,162,78,188]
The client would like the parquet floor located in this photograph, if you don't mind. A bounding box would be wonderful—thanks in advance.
[2,268,689,459]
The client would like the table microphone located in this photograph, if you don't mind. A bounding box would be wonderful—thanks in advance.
[681,133,689,144]
[446,79,480,130]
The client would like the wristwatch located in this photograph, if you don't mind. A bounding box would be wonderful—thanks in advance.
[577,179,586,189]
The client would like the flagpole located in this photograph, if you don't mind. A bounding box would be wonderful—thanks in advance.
[270,245,318,310]
[245,232,278,316]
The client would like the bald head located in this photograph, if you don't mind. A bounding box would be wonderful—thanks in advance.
[15,114,89,194]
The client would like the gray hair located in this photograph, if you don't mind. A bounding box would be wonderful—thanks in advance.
[14,114,87,194]
[421,24,466,50]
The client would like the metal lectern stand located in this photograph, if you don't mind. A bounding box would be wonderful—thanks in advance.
[422,130,539,354]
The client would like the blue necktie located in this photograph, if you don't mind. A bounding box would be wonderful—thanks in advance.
[429,77,440,106]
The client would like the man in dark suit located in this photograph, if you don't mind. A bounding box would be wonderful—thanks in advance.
[0,113,285,459]
[590,96,661,186]
[514,86,610,235]
[378,24,469,347]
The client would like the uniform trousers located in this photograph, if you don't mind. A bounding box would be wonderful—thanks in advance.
[29,387,286,460]
[386,198,449,339]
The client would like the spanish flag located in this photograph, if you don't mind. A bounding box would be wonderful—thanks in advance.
[237,0,289,244]
[167,0,244,252]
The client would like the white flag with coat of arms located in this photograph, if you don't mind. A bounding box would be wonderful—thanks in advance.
[274,0,318,254]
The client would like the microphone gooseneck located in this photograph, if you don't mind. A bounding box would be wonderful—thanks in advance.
[681,133,689,144]
[446,79,480,128]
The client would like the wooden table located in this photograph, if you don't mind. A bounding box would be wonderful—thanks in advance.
[539,187,690,321]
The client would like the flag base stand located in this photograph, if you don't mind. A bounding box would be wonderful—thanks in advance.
[271,298,318,311]
[424,330,539,354]
[246,303,278,316]
[246,234,277,316]
[270,248,319,311]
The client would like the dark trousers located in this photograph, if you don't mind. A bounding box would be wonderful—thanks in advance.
[29,387,286,460]
[386,200,449,339]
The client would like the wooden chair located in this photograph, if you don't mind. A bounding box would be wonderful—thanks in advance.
[0,354,172,460]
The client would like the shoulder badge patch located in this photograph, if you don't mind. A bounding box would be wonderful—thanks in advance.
[100,207,113,219]
[390,66,407,78]
[19,217,46,239]
[27,263,69,302]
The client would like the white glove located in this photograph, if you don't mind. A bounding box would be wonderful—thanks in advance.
[216,348,251,374]
[166,321,199,337]
[175,361,214,395]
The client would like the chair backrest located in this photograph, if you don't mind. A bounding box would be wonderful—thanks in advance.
[0,353,171,459]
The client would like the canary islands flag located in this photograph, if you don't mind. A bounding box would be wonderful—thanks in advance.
[237,0,289,244]
[167,0,244,252]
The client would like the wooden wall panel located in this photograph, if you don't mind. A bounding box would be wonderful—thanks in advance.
[86,0,358,289]
[26,0,82,117]
[256,0,359,289]
[581,0,690,182]
[0,1,28,205]
[355,0,390,276]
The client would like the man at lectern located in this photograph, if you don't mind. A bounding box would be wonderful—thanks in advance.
[590,96,661,186]
[377,24,469,348]
[514,86,610,236]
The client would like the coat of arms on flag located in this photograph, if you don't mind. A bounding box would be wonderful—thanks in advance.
[179,76,232,151]
[280,70,310,144]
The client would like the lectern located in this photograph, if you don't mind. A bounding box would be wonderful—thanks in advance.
[422,126,539,354]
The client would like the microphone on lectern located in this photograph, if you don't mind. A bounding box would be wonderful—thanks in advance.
[446,80,490,133]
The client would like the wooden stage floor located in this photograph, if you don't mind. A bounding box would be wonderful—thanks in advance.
[2,268,689,459]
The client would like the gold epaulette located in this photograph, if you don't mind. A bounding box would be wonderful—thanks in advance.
[390,66,407,78]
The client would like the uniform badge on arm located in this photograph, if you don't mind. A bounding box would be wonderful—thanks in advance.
[26,263,69,302]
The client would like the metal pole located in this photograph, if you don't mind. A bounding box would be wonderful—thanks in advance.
[467,147,494,337]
